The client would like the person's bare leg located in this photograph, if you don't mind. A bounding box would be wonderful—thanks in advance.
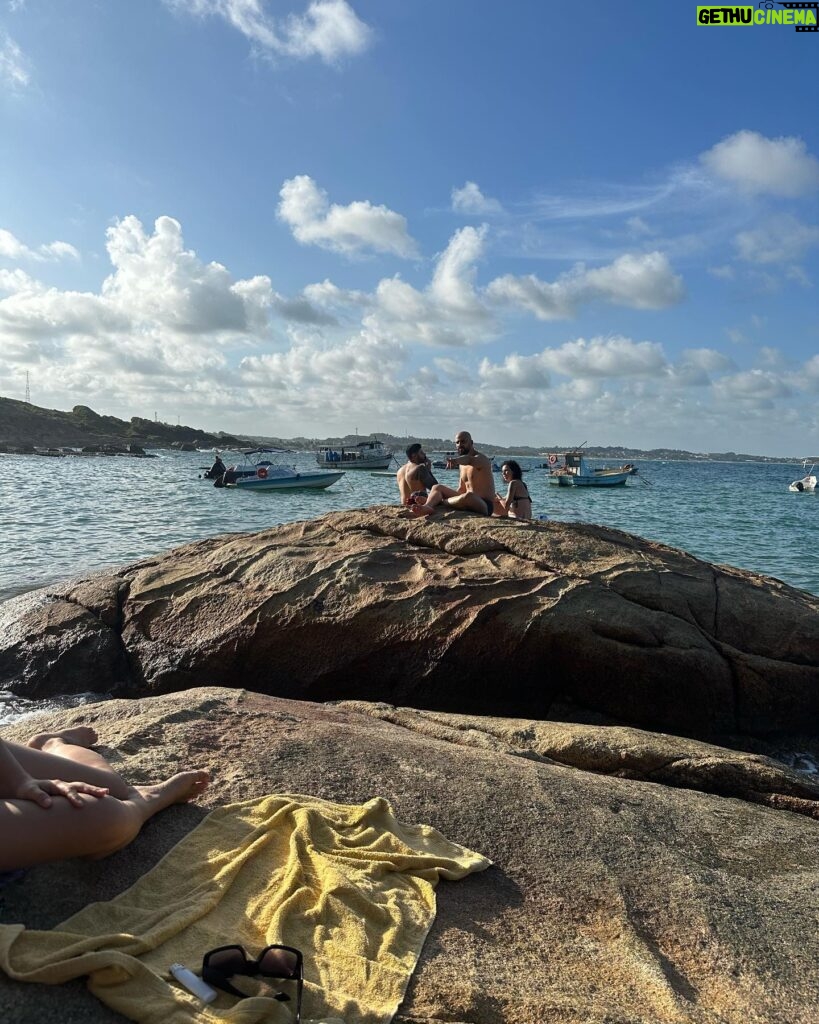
[445,492,491,515]
[0,770,210,870]
[410,484,456,517]
[9,729,131,798]
[27,726,98,751]
[27,726,116,774]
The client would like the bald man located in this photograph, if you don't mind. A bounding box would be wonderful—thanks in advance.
[410,430,496,517]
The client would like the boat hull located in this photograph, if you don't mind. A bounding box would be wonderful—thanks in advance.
[549,471,629,487]
[231,471,345,491]
[547,451,630,488]
[317,458,392,470]
[315,440,393,471]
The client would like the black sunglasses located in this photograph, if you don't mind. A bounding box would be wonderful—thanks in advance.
[202,944,303,1020]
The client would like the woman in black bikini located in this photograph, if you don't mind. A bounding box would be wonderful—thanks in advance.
[496,461,532,520]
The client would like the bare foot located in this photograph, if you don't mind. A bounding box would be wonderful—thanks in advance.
[28,726,99,751]
[134,770,210,813]
[409,504,435,518]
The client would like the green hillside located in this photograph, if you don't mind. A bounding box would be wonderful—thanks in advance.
[0,397,244,450]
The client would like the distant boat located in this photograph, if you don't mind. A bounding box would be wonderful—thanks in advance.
[789,461,817,493]
[316,438,393,470]
[431,451,456,469]
[547,451,630,487]
[214,448,344,491]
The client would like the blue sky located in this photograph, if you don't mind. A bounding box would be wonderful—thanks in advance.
[1,1,817,455]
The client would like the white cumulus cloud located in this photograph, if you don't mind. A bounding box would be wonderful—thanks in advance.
[486,251,684,320]
[102,215,267,334]
[0,214,281,400]
[368,225,496,347]
[478,353,550,390]
[541,335,668,378]
[278,175,418,258]
[166,0,372,64]
[451,181,504,215]
[282,0,372,62]
[239,328,412,412]
[0,228,79,263]
[680,348,734,373]
[734,215,819,265]
[714,368,792,403]
[701,130,819,197]
[478,336,668,391]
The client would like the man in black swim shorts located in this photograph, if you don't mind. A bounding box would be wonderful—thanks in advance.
[410,431,496,518]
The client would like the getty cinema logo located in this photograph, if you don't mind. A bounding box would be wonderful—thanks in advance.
[697,2,818,30]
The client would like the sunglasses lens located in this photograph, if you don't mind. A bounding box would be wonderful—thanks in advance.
[206,948,247,973]
[259,947,299,977]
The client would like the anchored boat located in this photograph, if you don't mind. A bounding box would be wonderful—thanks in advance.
[214,449,344,491]
[315,438,394,470]
[789,461,817,493]
[547,451,630,487]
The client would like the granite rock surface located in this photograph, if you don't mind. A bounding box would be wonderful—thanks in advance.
[2,687,818,1024]
[2,508,817,738]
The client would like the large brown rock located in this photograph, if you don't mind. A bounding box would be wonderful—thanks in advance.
[1,688,818,1024]
[0,584,126,698]
[1,508,817,737]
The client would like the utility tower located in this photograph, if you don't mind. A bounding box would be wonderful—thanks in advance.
[24,371,30,404]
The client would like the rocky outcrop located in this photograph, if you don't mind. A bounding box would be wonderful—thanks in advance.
[1,508,817,738]
[2,688,819,1024]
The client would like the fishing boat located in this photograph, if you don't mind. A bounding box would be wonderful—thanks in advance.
[214,449,344,491]
[547,451,630,487]
[788,461,817,493]
[315,438,394,470]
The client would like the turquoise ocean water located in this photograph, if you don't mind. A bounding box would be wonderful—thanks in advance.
[1,449,817,604]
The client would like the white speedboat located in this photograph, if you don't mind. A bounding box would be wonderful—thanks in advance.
[215,449,344,491]
[547,451,630,487]
[789,462,817,493]
[315,438,394,470]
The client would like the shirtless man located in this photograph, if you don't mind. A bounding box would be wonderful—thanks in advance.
[410,430,496,517]
[397,443,438,506]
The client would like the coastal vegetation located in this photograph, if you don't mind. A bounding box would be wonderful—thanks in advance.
[0,397,244,452]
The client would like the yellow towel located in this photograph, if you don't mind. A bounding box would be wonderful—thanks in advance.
[0,793,490,1024]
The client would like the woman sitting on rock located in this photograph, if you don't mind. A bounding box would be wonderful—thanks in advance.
[0,727,209,871]
[496,461,532,520]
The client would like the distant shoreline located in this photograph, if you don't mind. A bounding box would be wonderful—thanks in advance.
[0,443,811,468]
[1,395,814,465]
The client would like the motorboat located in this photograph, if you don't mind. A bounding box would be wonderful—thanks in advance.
[315,438,394,470]
[214,449,344,491]
[789,462,817,493]
[547,451,630,487]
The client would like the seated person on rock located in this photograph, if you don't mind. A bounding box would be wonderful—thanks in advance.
[397,443,438,506]
[495,460,532,520]
[410,431,496,517]
[0,728,209,871]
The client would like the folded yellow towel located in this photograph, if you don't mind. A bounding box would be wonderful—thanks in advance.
[0,793,491,1023]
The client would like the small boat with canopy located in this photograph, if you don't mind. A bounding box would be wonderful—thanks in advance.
[315,438,394,470]
[213,449,345,491]
[789,461,817,493]
[547,450,631,487]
